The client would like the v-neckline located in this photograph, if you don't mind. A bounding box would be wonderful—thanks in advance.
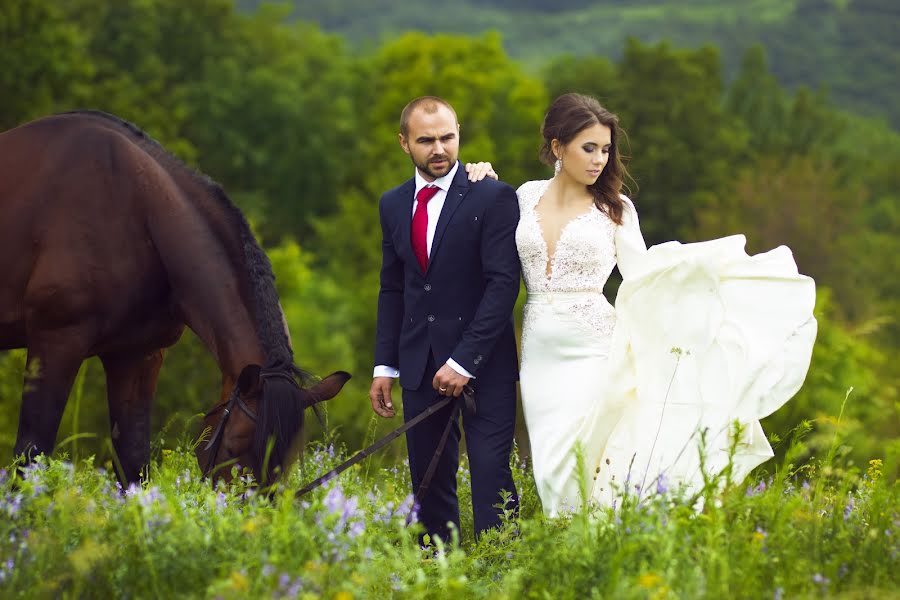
[533,184,597,281]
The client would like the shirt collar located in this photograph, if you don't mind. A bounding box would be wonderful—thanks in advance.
[414,160,459,197]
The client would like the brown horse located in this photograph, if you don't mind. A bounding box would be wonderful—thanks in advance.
[0,110,350,484]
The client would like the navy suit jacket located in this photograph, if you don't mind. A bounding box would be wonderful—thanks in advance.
[374,162,521,389]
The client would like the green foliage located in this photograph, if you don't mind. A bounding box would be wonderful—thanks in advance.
[0,0,896,493]
[0,442,896,598]
[181,4,360,239]
[254,0,900,128]
[0,0,94,129]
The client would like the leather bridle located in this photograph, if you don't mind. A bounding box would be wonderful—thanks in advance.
[202,370,300,477]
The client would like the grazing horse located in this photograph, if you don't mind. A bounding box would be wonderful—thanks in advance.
[0,110,350,484]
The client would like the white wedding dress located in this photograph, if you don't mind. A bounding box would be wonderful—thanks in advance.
[515,179,817,516]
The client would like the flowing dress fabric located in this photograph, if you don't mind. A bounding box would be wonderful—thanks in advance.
[515,180,817,516]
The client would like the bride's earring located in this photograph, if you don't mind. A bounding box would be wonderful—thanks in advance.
[554,157,562,174]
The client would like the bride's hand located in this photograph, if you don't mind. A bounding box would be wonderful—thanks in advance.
[465,161,498,182]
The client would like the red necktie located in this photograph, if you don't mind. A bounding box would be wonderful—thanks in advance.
[412,185,439,272]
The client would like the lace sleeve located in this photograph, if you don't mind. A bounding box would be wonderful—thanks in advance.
[615,195,647,281]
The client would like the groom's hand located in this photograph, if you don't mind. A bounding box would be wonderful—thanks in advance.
[369,377,396,418]
[433,364,470,398]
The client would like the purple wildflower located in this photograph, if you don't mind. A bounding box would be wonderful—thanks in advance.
[215,492,227,512]
[139,487,163,509]
[348,520,365,538]
[773,587,784,600]
[843,495,855,521]
[812,573,830,587]
[656,474,669,495]
[395,494,415,521]
[0,469,7,485]
[4,493,22,517]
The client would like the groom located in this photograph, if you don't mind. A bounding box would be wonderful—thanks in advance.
[369,96,521,543]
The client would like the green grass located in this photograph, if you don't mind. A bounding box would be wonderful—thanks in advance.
[1,432,897,599]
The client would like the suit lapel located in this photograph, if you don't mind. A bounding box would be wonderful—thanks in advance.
[427,163,470,275]
[394,178,416,268]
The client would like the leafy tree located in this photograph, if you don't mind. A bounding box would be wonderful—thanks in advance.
[0,0,93,129]
[181,5,360,239]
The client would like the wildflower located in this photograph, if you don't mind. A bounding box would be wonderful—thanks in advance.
[138,487,163,509]
[843,495,856,521]
[746,480,767,496]
[395,494,416,522]
[812,573,830,588]
[348,520,365,539]
[215,492,228,512]
[0,469,7,485]
[773,587,784,600]
[752,528,768,543]
[0,557,13,582]
[656,474,669,495]
[637,573,662,588]
[3,493,22,517]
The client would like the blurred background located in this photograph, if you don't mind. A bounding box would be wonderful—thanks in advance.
[1,0,897,474]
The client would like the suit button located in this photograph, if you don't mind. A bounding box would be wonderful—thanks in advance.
[424,284,432,291]
[427,315,435,322]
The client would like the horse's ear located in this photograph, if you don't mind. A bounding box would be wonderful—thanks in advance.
[304,371,352,408]
[237,364,262,395]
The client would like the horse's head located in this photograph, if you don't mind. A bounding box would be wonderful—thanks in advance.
[196,365,350,484]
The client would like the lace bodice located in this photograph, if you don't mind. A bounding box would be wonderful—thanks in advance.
[515,179,647,343]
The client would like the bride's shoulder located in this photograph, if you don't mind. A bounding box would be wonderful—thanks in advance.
[619,194,638,217]
[515,179,550,205]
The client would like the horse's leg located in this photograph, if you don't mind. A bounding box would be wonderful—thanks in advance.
[13,333,87,463]
[101,349,165,484]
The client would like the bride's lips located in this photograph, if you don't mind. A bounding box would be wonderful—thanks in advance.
[587,169,601,177]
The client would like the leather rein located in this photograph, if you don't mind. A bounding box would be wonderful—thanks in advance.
[203,369,477,511]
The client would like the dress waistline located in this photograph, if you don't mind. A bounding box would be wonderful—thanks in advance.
[526,291,604,305]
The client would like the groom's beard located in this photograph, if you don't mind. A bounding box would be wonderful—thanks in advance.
[413,154,454,179]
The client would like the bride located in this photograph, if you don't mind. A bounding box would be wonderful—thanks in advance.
[511,93,817,516]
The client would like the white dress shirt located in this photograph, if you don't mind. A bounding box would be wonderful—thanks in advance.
[374,162,474,380]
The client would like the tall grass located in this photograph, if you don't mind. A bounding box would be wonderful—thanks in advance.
[0,421,897,599]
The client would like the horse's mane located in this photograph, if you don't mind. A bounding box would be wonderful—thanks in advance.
[62,110,306,381]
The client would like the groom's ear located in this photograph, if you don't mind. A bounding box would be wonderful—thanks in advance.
[399,133,410,155]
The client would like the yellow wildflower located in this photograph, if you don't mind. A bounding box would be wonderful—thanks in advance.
[229,571,249,592]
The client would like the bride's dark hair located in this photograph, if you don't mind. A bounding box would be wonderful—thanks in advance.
[540,93,633,225]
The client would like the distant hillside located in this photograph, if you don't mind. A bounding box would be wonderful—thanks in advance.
[235,0,900,129]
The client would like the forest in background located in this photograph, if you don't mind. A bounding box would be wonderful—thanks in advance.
[236,0,900,129]
[0,0,897,477]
